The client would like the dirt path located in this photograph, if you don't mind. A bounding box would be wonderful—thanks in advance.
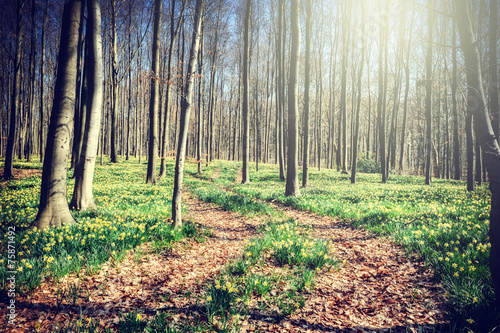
[1,192,261,332]
[268,206,447,332]
[231,168,447,332]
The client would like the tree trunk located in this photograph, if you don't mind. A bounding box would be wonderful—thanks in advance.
[39,0,48,163]
[4,0,23,180]
[32,0,82,229]
[452,20,460,180]
[110,0,119,163]
[146,0,162,184]
[302,0,312,188]
[277,0,285,181]
[285,0,300,197]
[425,0,433,185]
[197,18,205,175]
[171,0,204,228]
[160,0,187,178]
[490,0,499,139]
[456,0,500,307]
[70,0,103,210]
[351,2,365,184]
[241,0,252,184]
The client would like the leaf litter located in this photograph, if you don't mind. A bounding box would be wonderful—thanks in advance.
[0,183,448,332]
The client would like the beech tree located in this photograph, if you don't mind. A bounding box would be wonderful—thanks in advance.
[3,0,23,180]
[241,0,252,184]
[70,0,104,210]
[146,0,163,184]
[455,0,500,307]
[171,0,205,227]
[33,0,83,229]
[301,0,312,188]
[284,0,300,197]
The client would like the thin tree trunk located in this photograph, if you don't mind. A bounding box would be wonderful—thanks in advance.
[302,0,312,188]
[490,0,499,139]
[4,0,23,180]
[351,3,365,184]
[425,0,433,185]
[242,0,252,184]
[171,0,204,227]
[146,0,163,184]
[285,0,300,197]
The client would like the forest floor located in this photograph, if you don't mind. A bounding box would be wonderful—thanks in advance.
[2,169,449,332]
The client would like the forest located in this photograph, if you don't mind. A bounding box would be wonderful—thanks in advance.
[0,0,500,331]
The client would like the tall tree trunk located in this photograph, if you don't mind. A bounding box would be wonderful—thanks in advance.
[171,0,204,228]
[110,0,119,163]
[452,20,460,180]
[146,0,163,184]
[197,18,205,175]
[302,0,312,188]
[377,1,387,183]
[70,0,103,210]
[160,0,187,177]
[277,0,285,181]
[456,0,500,307]
[425,0,433,185]
[4,0,23,180]
[32,0,82,229]
[351,2,365,184]
[39,0,48,163]
[285,0,300,197]
[242,0,252,184]
[490,0,499,139]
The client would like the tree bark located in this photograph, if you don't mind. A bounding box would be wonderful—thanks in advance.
[425,0,433,185]
[171,0,204,228]
[351,2,365,184]
[4,0,23,180]
[32,0,82,229]
[242,0,252,184]
[456,0,500,307]
[146,0,163,184]
[490,0,499,139]
[302,0,312,188]
[110,0,119,163]
[285,0,300,197]
[70,0,103,211]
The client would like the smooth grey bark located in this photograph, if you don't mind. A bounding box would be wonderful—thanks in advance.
[302,0,312,188]
[452,20,461,180]
[171,0,204,228]
[242,0,252,184]
[39,0,48,163]
[110,0,118,163]
[285,0,300,197]
[4,0,23,180]
[197,18,205,175]
[32,0,82,229]
[160,0,187,178]
[456,0,500,307]
[146,0,162,184]
[425,0,433,185]
[70,0,103,211]
[351,2,365,184]
[490,0,499,139]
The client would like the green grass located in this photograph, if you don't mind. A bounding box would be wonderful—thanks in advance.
[2,157,498,331]
[0,157,199,296]
[205,160,496,331]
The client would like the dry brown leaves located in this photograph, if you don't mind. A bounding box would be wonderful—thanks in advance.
[247,205,448,332]
[0,184,448,332]
[0,193,260,332]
